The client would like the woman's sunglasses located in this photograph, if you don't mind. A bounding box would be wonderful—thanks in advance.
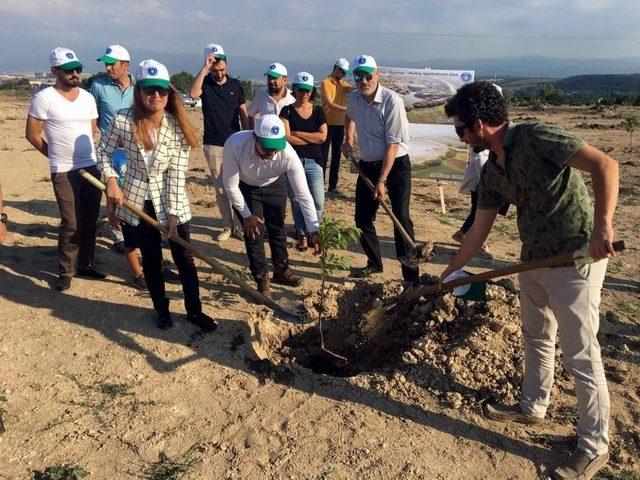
[142,86,169,96]
[354,72,373,83]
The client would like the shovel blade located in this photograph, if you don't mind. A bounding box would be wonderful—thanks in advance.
[399,242,436,268]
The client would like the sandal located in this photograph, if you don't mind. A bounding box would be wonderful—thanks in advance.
[296,235,308,252]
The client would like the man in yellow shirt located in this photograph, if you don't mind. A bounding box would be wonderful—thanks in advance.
[321,58,352,196]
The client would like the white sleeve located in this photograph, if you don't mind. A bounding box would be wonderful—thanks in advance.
[222,141,252,218]
[247,92,261,117]
[285,150,319,232]
[28,92,48,120]
[89,93,99,119]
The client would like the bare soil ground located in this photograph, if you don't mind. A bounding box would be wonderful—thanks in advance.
[0,97,639,479]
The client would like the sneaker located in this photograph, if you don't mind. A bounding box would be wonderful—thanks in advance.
[483,403,543,425]
[217,228,232,242]
[552,450,609,480]
[327,188,344,198]
[477,244,494,260]
[186,311,218,332]
[157,311,173,330]
[132,274,147,291]
[111,240,126,255]
[76,264,107,280]
[255,274,271,299]
[272,262,303,287]
[451,230,465,244]
[55,275,72,292]
[349,264,383,279]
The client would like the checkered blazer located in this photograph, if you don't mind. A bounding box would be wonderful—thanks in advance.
[96,108,192,227]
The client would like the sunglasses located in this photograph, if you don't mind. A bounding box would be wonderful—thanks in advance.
[142,86,169,96]
[59,66,83,74]
[454,124,468,139]
[354,72,373,83]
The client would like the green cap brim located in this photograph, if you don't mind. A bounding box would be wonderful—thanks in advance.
[58,60,84,70]
[137,78,170,89]
[294,83,313,91]
[353,66,375,75]
[265,72,284,79]
[257,136,286,150]
[214,54,227,60]
[97,55,119,63]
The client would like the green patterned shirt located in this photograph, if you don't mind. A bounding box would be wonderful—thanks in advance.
[478,122,593,261]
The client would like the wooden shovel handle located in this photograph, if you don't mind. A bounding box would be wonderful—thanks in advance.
[79,169,278,309]
[398,240,626,304]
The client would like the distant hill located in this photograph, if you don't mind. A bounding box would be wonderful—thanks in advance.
[554,74,640,94]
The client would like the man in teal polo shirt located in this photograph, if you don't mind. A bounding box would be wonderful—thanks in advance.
[91,44,145,288]
[441,81,619,480]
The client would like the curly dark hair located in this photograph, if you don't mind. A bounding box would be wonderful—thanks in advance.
[444,81,508,127]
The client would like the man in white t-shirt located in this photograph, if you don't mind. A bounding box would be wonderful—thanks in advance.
[247,63,295,128]
[26,47,105,292]
[223,115,319,297]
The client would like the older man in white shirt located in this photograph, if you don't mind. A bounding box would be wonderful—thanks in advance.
[223,114,319,297]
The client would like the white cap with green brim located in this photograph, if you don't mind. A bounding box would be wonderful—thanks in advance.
[135,59,170,89]
[254,114,286,150]
[204,43,226,60]
[97,44,130,63]
[264,62,287,79]
[293,72,314,91]
[335,58,350,75]
[49,47,84,70]
[352,54,377,75]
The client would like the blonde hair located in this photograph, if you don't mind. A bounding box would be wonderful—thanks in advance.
[132,84,199,150]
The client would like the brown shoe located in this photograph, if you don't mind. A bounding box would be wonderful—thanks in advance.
[483,403,543,425]
[272,262,303,287]
[451,230,465,244]
[552,450,609,480]
[255,274,271,299]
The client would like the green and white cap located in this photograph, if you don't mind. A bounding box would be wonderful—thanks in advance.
[444,270,486,301]
[335,58,350,75]
[49,47,84,70]
[264,62,287,78]
[204,43,226,60]
[97,44,130,63]
[293,71,314,91]
[135,59,170,89]
[352,54,377,75]
[254,114,286,150]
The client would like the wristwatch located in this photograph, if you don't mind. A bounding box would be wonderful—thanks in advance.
[0,212,7,224]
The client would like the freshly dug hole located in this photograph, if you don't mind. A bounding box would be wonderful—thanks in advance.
[250,278,567,411]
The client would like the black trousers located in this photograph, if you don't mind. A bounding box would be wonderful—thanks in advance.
[237,177,288,278]
[135,201,201,315]
[460,190,478,234]
[321,125,345,191]
[354,155,419,283]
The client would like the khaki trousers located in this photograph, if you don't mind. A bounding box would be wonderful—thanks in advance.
[203,144,241,231]
[518,259,609,456]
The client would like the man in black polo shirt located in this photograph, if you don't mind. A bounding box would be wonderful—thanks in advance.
[190,43,249,241]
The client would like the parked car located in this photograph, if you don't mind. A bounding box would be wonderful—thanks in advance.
[181,94,199,108]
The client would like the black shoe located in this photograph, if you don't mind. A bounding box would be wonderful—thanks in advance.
[157,311,173,330]
[162,268,181,284]
[186,312,218,332]
[327,188,344,198]
[273,261,303,287]
[55,275,72,291]
[77,264,107,279]
[111,240,125,255]
[349,265,383,279]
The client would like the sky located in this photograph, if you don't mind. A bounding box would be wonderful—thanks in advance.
[1,0,640,72]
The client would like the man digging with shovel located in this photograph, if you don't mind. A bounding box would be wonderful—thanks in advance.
[440,81,619,480]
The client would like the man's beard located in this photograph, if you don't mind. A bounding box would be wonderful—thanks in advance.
[267,83,281,94]
[60,76,79,88]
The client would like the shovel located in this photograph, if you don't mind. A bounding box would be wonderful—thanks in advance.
[79,169,301,323]
[389,240,626,307]
[347,154,435,268]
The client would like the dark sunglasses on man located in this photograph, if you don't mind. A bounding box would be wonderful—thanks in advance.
[58,66,83,74]
[142,86,169,96]
[354,72,373,83]
[454,124,468,139]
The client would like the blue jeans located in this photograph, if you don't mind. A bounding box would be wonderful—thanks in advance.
[287,158,325,235]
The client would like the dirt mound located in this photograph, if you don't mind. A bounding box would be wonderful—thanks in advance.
[250,279,544,410]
